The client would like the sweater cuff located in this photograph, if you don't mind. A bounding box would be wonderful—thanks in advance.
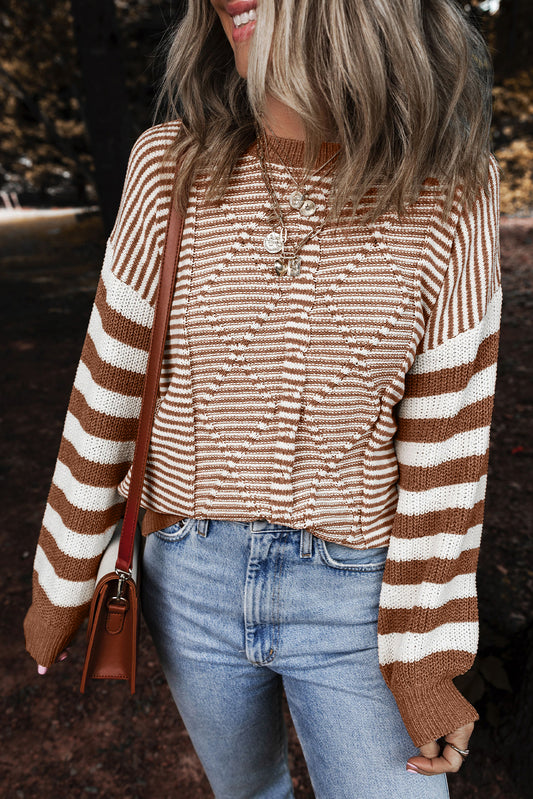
[23,605,81,668]
[390,678,480,748]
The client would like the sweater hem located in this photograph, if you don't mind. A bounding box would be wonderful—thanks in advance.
[24,604,85,669]
[388,676,480,748]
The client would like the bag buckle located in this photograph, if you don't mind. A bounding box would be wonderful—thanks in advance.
[111,568,132,602]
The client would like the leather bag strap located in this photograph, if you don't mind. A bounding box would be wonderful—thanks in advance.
[115,171,185,574]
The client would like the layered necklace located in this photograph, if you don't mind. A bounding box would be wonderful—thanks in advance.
[255,127,340,278]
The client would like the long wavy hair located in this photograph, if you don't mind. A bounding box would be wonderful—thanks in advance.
[154,0,495,226]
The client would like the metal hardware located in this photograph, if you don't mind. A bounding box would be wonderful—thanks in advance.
[264,230,284,254]
[255,128,337,277]
[300,198,317,217]
[275,256,301,277]
[111,568,132,603]
[289,190,305,210]
[266,133,338,220]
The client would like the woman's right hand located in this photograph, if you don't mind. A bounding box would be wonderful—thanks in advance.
[37,648,70,674]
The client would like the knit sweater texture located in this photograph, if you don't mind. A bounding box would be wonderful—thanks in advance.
[24,120,502,748]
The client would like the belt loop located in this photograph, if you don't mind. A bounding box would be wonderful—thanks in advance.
[300,529,313,558]
[197,519,209,538]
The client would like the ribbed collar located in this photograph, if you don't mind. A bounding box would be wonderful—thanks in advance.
[249,130,341,171]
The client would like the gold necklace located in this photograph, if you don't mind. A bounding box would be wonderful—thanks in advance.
[256,131,338,277]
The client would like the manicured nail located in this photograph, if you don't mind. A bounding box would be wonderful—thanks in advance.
[407,764,420,773]
[37,665,47,675]
[58,653,68,662]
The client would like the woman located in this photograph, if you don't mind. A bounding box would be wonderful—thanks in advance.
[24,1,501,796]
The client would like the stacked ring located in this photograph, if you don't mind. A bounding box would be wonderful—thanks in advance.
[444,741,470,759]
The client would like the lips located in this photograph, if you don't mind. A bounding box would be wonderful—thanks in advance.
[227,1,257,17]
[227,1,257,43]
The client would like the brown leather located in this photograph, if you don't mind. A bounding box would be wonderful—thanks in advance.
[80,572,139,693]
[80,167,184,693]
[105,600,129,635]
[117,179,185,574]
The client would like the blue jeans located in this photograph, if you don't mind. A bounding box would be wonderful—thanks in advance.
[141,518,450,799]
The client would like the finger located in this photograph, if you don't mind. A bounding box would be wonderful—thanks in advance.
[408,751,464,775]
[407,739,439,772]
[407,743,465,775]
[419,740,441,759]
[407,721,474,775]
[443,721,474,752]
[444,720,475,747]
[407,757,456,776]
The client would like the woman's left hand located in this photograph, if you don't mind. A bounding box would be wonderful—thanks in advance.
[406,721,475,776]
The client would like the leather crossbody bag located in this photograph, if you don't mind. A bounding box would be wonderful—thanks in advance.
[80,171,185,694]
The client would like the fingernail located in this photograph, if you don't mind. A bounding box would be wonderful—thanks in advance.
[406,764,420,773]
[58,653,68,662]
[37,665,47,675]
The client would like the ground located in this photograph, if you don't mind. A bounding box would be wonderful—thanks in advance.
[0,208,531,798]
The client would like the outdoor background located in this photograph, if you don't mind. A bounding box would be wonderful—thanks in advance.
[1,1,531,797]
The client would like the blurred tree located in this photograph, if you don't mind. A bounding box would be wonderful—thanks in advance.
[0,0,184,216]
[494,0,532,77]
[0,0,91,205]
[70,0,133,235]
[0,1,531,214]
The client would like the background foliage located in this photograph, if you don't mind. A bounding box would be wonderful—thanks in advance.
[0,0,531,218]
[0,2,531,798]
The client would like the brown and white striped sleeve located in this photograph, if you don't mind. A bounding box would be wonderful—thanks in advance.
[22,125,178,667]
[377,155,502,747]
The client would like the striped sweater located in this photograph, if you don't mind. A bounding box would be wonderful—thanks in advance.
[24,120,502,748]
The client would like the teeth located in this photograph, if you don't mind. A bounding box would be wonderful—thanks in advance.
[233,9,257,27]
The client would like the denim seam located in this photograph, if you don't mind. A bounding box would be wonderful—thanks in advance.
[276,677,283,763]
[264,532,288,664]
[318,538,387,572]
[153,517,195,542]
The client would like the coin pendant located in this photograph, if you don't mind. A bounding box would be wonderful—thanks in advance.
[300,198,317,217]
[289,190,305,210]
[264,231,284,254]
[289,257,302,277]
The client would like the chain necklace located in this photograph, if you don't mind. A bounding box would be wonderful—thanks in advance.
[256,129,339,277]
[264,130,340,218]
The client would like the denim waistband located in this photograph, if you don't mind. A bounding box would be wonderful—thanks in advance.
[250,519,303,533]
[195,518,303,535]
[195,518,313,556]
[189,518,388,558]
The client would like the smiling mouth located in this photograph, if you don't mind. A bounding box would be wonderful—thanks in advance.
[232,9,257,28]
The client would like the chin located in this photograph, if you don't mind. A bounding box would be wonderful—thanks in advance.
[234,56,249,79]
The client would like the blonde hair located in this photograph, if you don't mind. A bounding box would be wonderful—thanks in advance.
[154,0,495,225]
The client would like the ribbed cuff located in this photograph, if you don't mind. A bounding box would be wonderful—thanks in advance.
[23,605,79,668]
[391,678,480,748]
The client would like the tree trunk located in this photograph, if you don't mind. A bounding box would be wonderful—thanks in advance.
[70,0,133,236]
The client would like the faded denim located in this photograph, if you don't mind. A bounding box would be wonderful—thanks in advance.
[141,518,450,799]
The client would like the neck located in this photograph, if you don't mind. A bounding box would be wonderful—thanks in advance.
[262,94,339,144]
[262,95,306,141]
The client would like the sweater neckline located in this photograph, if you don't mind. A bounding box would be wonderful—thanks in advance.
[248,129,341,171]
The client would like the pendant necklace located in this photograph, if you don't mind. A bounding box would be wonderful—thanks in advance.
[256,129,339,278]
[264,131,340,219]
